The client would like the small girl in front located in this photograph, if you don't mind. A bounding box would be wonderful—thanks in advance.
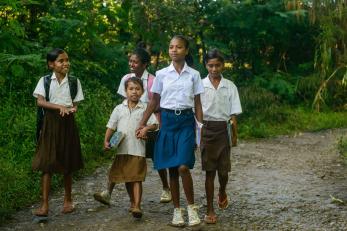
[32,48,84,217]
[137,35,204,227]
[99,77,157,218]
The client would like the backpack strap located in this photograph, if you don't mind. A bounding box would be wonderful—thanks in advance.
[43,75,51,101]
[68,75,78,101]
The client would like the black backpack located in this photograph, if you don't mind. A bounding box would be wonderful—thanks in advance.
[35,75,78,143]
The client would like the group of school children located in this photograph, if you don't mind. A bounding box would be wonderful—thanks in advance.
[32,35,242,227]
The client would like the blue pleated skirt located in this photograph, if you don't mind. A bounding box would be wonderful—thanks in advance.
[153,110,195,170]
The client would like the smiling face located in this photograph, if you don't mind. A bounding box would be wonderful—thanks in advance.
[169,38,188,63]
[125,80,143,103]
[128,54,147,77]
[206,58,224,79]
[48,52,70,77]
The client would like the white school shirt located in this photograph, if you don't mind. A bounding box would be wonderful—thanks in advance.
[33,73,84,107]
[117,70,150,103]
[106,100,158,157]
[201,75,242,121]
[151,62,204,110]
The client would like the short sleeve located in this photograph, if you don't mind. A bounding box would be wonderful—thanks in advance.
[193,73,204,95]
[106,107,120,130]
[33,77,46,98]
[229,85,242,115]
[150,71,163,94]
[73,79,84,102]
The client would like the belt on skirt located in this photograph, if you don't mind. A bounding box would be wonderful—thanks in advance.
[160,108,193,115]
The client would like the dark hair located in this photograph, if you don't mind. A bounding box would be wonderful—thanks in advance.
[46,48,66,68]
[204,49,225,65]
[124,77,144,91]
[171,35,194,66]
[131,47,150,67]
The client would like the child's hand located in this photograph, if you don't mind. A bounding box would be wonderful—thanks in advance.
[135,125,145,138]
[59,106,70,117]
[69,107,77,113]
[104,141,111,151]
[136,127,149,140]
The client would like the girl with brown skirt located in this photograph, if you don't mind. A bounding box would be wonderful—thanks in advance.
[32,48,84,217]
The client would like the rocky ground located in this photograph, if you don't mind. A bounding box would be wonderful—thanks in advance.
[1,128,347,231]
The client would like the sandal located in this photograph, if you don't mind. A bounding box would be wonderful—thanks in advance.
[131,208,143,218]
[62,204,75,214]
[204,214,217,224]
[218,193,229,209]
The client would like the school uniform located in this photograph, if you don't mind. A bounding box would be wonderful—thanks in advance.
[200,75,242,173]
[106,100,157,183]
[151,62,204,170]
[117,70,152,103]
[32,73,84,174]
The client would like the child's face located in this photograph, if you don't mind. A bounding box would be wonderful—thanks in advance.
[129,54,146,75]
[206,58,224,79]
[169,38,188,62]
[48,52,70,76]
[126,81,143,103]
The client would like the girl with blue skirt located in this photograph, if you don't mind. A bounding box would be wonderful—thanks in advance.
[137,35,204,227]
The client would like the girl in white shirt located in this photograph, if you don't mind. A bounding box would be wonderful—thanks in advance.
[32,48,84,217]
[200,49,242,224]
[137,35,203,227]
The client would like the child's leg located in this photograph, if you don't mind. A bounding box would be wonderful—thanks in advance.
[178,165,194,205]
[34,173,51,216]
[108,182,115,195]
[218,171,228,198]
[62,174,74,213]
[132,181,142,209]
[158,169,169,189]
[205,170,217,216]
[125,182,135,209]
[168,167,180,208]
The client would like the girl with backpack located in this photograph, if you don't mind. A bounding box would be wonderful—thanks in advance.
[32,48,84,217]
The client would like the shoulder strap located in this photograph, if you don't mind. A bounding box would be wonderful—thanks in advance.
[147,73,155,100]
[43,75,51,101]
[68,75,78,101]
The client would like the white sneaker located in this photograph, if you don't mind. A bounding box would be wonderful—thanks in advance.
[160,189,172,203]
[171,208,185,227]
[187,204,200,226]
[93,190,110,205]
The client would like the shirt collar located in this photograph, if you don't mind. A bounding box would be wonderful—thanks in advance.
[129,70,149,80]
[204,74,227,89]
[122,99,145,109]
[51,72,68,84]
[168,62,189,74]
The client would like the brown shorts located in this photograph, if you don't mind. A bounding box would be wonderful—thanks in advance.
[201,121,231,173]
[109,155,147,183]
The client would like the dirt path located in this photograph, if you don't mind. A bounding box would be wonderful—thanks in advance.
[2,129,347,231]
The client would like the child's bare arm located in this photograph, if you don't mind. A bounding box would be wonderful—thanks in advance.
[104,128,114,151]
[230,115,238,147]
[37,95,74,117]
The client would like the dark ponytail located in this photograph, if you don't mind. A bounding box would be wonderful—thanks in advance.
[172,35,194,66]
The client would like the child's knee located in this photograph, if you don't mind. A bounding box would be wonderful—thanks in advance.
[178,165,190,176]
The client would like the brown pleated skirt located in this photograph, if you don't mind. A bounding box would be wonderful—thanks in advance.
[32,110,83,174]
[201,121,231,172]
[108,155,147,183]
